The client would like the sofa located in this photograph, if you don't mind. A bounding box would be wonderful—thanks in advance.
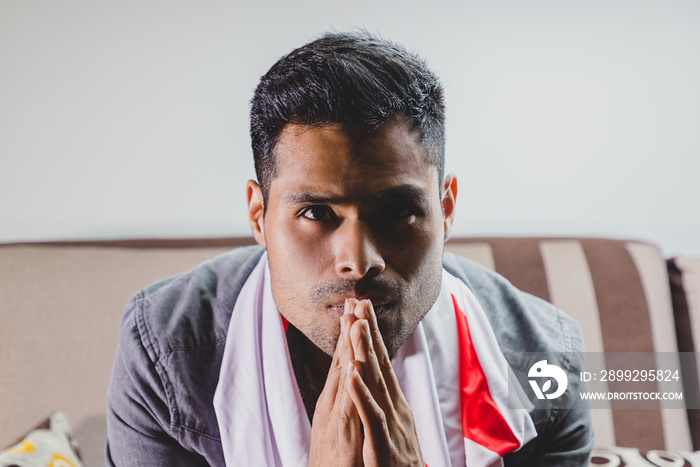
[1,236,699,466]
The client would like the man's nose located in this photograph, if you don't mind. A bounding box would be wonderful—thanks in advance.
[334,219,386,280]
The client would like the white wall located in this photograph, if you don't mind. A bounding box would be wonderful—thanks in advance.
[1,0,699,257]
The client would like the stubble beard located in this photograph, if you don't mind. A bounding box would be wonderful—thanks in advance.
[269,250,445,359]
[379,254,443,357]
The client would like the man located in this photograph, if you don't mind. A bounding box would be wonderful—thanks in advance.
[106,32,593,466]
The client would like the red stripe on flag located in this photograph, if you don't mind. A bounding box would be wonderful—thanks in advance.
[452,293,520,456]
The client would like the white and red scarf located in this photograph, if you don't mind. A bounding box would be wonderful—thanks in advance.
[213,253,536,466]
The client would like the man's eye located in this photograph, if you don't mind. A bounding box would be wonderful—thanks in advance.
[381,203,416,220]
[300,206,337,222]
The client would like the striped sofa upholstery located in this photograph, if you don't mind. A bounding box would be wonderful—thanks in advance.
[445,238,694,452]
[0,237,696,465]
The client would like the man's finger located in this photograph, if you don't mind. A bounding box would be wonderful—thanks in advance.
[337,362,363,443]
[350,318,394,412]
[353,300,404,402]
[317,301,356,409]
[333,300,358,403]
[345,360,389,450]
[315,349,343,410]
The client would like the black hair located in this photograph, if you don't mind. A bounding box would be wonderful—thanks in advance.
[250,31,445,202]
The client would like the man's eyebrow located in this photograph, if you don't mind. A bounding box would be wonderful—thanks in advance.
[372,185,430,204]
[282,192,345,205]
[283,185,430,205]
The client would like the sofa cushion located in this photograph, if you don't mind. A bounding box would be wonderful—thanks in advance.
[589,446,700,465]
[0,412,83,467]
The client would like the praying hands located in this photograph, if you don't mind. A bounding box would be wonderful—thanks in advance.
[308,298,424,466]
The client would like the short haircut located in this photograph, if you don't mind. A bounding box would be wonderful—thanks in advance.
[250,31,446,202]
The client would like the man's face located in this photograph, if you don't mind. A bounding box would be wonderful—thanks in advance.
[247,117,456,357]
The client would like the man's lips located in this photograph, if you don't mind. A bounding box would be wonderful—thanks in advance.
[327,299,391,316]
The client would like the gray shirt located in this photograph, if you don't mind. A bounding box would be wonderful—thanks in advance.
[106,246,593,466]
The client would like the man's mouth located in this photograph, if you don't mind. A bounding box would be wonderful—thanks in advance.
[327,300,391,316]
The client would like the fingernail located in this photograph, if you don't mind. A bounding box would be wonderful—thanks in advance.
[340,316,348,336]
[344,299,350,315]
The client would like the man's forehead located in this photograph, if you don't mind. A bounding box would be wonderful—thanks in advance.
[282,123,430,168]
[267,118,441,206]
[276,117,429,161]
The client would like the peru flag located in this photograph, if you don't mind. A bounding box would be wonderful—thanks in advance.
[392,270,537,467]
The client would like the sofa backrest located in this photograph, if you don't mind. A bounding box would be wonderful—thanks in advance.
[0,237,695,466]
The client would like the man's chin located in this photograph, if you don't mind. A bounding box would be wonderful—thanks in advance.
[377,312,425,358]
[304,327,340,357]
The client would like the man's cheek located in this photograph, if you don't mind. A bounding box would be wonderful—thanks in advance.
[384,237,439,280]
[382,218,439,252]
[274,226,331,266]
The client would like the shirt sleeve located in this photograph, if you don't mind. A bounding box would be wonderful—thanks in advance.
[105,293,210,466]
[509,312,595,466]
[527,404,594,466]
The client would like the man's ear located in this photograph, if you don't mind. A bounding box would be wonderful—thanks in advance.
[246,180,266,247]
[442,173,458,242]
